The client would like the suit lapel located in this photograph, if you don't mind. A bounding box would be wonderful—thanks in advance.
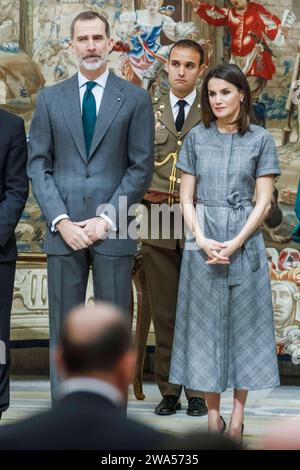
[180,91,201,139]
[158,95,178,138]
[88,72,125,160]
[60,74,87,163]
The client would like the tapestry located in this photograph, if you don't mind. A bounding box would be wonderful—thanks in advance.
[0,0,299,361]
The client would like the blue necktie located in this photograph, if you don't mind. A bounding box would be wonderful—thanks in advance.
[82,81,97,155]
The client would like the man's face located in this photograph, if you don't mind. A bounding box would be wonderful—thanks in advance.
[230,0,248,10]
[167,47,205,98]
[69,18,113,76]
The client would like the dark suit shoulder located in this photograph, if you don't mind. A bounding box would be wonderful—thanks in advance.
[0,392,163,450]
[0,108,24,127]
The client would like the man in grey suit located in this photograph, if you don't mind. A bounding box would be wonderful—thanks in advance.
[27,10,154,399]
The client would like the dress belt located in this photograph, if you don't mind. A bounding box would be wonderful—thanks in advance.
[197,191,256,286]
[197,192,252,210]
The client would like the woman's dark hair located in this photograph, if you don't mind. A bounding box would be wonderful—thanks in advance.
[201,63,256,135]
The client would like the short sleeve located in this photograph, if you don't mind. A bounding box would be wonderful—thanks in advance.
[255,132,281,178]
[176,131,196,176]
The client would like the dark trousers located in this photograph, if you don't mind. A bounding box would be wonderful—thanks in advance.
[0,262,16,411]
[142,243,203,400]
[47,249,133,400]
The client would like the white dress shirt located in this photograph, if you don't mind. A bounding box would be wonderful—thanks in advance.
[169,88,197,122]
[59,377,123,406]
[51,67,116,232]
[78,68,109,114]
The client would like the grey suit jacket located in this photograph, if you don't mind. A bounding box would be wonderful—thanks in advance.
[28,71,154,256]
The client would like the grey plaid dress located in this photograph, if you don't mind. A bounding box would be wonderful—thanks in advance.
[169,123,280,393]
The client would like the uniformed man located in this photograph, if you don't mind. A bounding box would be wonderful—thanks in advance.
[141,39,208,416]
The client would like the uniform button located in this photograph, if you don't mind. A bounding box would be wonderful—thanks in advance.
[177,140,182,146]
[177,178,181,184]
[86,171,90,178]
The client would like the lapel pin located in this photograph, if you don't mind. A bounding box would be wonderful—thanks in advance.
[159,104,165,109]
[155,110,162,118]
[117,97,121,101]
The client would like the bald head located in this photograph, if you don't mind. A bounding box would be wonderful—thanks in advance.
[59,302,132,375]
[66,303,126,343]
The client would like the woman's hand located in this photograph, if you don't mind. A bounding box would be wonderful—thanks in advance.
[197,236,230,264]
[214,238,242,262]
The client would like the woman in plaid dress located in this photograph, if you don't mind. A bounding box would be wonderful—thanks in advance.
[169,64,280,443]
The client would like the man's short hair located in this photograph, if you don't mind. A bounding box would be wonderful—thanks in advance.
[70,11,110,39]
[168,39,205,67]
[60,305,132,374]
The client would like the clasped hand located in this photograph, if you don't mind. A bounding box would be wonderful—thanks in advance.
[198,237,241,265]
[57,217,109,251]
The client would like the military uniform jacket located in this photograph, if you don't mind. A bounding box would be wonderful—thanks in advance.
[142,91,201,249]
